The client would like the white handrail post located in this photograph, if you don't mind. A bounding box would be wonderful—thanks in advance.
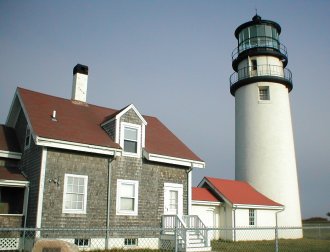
[175,217,178,252]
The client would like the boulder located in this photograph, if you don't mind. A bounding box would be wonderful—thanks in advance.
[32,239,79,252]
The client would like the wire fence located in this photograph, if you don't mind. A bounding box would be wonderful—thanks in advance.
[0,225,329,252]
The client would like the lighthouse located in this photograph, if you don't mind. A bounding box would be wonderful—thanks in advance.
[230,15,302,237]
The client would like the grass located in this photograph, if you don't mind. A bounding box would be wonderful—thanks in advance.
[88,238,330,252]
[211,238,330,252]
[89,238,330,252]
[89,226,330,252]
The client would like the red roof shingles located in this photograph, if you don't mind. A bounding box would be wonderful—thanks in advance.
[203,177,282,206]
[192,187,219,202]
[0,166,27,181]
[144,116,202,161]
[18,88,203,162]
[19,88,120,149]
[0,125,21,153]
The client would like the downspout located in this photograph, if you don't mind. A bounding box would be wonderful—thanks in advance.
[275,207,285,252]
[233,206,237,242]
[22,184,29,251]
[186,165,193,215]
[105,155,114,249]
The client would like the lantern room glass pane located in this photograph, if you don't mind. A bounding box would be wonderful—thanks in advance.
[257,25,265,36]
[265,26,272,37]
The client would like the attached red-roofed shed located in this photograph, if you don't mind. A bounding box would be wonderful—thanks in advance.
[200,177,282,207]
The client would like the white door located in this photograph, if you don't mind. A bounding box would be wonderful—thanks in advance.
[164,183,183,216]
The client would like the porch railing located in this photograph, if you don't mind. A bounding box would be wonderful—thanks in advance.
[162,215,210,248]
[182,215,209,247]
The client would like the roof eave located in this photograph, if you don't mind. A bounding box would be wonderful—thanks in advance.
[0,179,29,187]
[192,200,221,206]
[35,136,122,156]
[232,204,284,210]
[0,150,22,160]
[143,149,205,168]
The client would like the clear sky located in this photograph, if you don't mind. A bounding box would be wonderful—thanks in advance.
[1,0,329,219]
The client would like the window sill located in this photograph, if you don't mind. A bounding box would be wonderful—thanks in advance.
[258,100,271,104]
[62,210,87,215]
[116,211,138,216]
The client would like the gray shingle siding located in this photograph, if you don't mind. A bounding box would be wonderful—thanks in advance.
[109,157,188,228]
[41,149,109,228]
[38,151,188,229]
[14,110,43,227]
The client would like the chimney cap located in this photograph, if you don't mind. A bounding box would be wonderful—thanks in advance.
[73,64,88,75]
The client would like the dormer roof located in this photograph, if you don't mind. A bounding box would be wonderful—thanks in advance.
[102,104,147,126]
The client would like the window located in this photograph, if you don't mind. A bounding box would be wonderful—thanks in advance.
[249,209,256,226]
[116,179,139,216]
[124,127,138,153]
[24,125,31,149]
[169,190,178,214]
[0,187,25,214]
[259,86,270,100]
[124,238,138,246]
[74,238,89,247]
[63,174,88,214]
[120,123,141,157]
[251,59,257,71]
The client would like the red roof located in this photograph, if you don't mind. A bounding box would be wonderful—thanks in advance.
[192,187,219,202]
[17,88,203,162]
[0,166,27,181]
[0,125,21,153]
[203,177,282,206]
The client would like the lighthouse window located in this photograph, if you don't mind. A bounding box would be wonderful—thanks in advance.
[259,86,270,100]
[251,59,257,71]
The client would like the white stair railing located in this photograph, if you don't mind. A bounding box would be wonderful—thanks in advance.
[162,215,210,250]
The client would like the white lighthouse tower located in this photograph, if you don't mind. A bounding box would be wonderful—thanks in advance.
[230,15,302,237]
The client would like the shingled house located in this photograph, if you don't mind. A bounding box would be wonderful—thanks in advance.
[0,64,208,251]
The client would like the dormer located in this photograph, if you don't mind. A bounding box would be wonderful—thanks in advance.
[101,104,147,157]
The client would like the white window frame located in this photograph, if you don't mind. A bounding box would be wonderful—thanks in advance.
[24,125,31,150]
[74,238,90,248]
[116,179,139,216]
[124,238,138,247]
[258,86,270,101]
[120,122,142,157]
[62,174,88,214]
